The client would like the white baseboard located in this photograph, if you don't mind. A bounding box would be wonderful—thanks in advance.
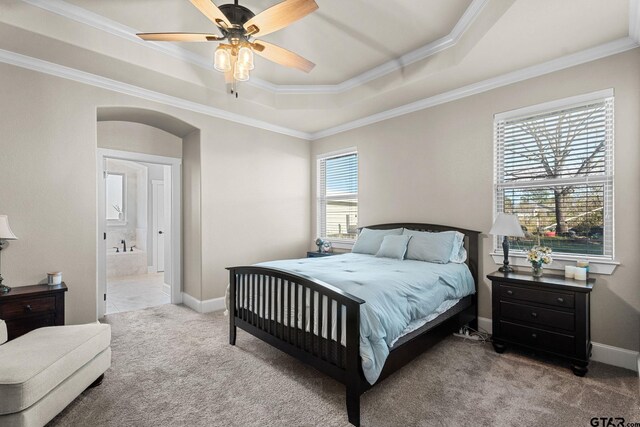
[161,283,170,296]
[591,342,639,372]
[478,316,493,334]
[476,317,638,373]
[181,292,225,314]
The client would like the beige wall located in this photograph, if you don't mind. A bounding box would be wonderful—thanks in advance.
[97,121,182,158]
[200,126,311,300]
[182,130,202,300]
[0,62,310,324]
[311,49,640,352]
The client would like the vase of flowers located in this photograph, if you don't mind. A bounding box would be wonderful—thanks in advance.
[527,246,552,278]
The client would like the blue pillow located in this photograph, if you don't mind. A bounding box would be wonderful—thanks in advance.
[352,228,403,255]
[402,229,456,264]
[375,235,412,260]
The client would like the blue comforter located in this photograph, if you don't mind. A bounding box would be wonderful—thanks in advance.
[256,253,475,384]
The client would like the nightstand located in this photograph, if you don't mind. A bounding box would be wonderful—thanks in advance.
[487,271,593,376]
[306,251,335,258]
[0,283,67,341]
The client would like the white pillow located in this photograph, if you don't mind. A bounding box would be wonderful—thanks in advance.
[0,320,7,345]
[352,228,403,255]
[376,235,412,260]
[402,229,456,264]
[448,231,467,263]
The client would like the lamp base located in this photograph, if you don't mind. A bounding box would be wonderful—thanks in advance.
[498,265,515,273]
[0,284,10,294]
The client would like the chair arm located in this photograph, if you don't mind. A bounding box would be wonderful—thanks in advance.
[0,319,7,345]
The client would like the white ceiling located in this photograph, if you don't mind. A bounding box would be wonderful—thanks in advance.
[0,0,637,138]
[63,0,473,85]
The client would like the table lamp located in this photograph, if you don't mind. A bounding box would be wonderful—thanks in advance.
[490,213,524,273]
[0,215,18,293]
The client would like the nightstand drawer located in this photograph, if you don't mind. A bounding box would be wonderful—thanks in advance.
[0,296,56,319]
[5,314,56,340]
[501,300,575,331]
[499,284,574,308]
[500,321,575,355]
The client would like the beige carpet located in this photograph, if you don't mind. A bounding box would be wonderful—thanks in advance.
[50,304,639,426]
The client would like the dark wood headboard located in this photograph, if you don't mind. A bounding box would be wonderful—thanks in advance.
[362,223,481,290]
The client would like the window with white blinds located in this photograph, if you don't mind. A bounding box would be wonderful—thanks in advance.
[317,150,358,242]
[494,93,614,259]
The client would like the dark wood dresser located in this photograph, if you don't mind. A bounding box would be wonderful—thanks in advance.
[487,271,593,376]
[0,283,67,341]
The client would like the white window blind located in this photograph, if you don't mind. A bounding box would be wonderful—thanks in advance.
[317,151,358,242]
[494,95,614,258]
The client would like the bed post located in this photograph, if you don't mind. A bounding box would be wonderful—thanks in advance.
[345,300,361,427]
[228,269,237,346]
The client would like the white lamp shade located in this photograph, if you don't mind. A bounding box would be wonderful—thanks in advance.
[0,215,17,240]
[489,213,524,237]
[237,46,254,70]
[234,61,250,82]
[214,47,232,72]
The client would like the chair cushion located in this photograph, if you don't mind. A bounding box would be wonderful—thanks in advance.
[0,323,111,415]
[0,320,7,345]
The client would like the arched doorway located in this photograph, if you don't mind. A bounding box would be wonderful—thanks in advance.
[96,107,200,318]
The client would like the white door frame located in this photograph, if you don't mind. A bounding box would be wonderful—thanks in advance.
[97,149,182,319]
[151,179,164,273]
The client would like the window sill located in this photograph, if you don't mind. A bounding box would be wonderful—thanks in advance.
[490,252,620,275]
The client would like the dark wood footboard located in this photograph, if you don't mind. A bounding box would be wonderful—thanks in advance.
[227,266,366,425]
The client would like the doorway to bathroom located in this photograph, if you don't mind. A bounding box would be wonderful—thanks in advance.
[97,149,182,318]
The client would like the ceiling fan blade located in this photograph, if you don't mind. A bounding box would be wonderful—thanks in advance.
[137,32,223,42]
[252,40,315,73]
[244,0,318,37]
[189,0,232,29]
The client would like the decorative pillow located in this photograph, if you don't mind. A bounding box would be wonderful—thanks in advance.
[0,320,7,345]
[352,227,403,255]
[402,229,457,264]
[376,235,412,260]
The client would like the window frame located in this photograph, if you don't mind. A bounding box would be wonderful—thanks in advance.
[492,89,617,273]
[316,147,359,248]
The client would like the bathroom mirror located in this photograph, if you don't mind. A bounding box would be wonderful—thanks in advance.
[106,172,126,225]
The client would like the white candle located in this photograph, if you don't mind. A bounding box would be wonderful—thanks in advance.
[564,266,575,279]
[574,267,587,281]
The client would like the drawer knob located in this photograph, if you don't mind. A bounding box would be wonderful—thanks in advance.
[531,312,538,318]
[557,297,564,303]
[531,333,537,339]
[25,304,32,312]
[506,290,514,295]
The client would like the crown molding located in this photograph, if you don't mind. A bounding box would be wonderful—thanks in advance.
[274,0,489,94]
[309,37,639,140]
[0,48,312,140]
[0,39,636,144]
[631,0,640,42]
[19,0,487,95]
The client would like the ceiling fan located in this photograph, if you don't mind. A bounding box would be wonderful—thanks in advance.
[137,0,318,93]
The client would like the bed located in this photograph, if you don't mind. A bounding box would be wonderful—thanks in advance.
[227,223,479,426]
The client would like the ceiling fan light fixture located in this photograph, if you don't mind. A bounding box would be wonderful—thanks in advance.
[214,46,232,72]
[237,46,254,70]
[234,61,250,82]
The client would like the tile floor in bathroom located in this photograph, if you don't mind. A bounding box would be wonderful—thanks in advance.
[106,273,170,315]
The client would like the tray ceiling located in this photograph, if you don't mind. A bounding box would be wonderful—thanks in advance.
[63,0,473,85]
[0,0,636,138]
